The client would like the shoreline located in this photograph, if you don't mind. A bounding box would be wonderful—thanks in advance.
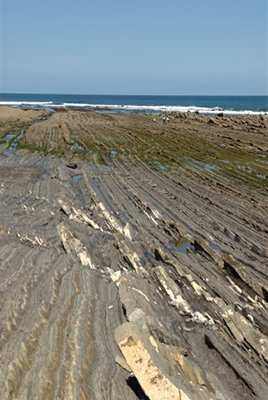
[0,106,267,399]
[1,102,267,115]
[1,93,268,115]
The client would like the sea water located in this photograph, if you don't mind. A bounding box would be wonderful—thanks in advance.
[0,93,267,114]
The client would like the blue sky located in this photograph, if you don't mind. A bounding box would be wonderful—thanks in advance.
[0,0,267,95]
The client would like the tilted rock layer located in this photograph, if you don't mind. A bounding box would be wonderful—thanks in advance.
[0,106,267,399]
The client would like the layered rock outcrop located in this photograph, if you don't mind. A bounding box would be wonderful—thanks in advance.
[0,107,267,399]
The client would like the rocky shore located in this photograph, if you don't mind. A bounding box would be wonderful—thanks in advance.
[0,106,267,400]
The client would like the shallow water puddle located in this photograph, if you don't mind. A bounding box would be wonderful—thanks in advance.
[236,163,253,173]
[173,238,192,254]
[71,174,85,203]
[208,240,223,253]
[190,159,220,172]
[36,160,50,179]
[150,161,168,172]
[110,149,117,158]
[72,174,82,182]
[2,130,25,157]
[219,159,230,164]
[3,133,16,143]
[256,173,266,180]
[70,142,84,152]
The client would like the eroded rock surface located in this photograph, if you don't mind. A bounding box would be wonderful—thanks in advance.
[0,107,267,399]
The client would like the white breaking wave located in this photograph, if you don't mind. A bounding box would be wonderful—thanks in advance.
[54,103,267,115]
[0,101,266,115]
[56,103,267,115]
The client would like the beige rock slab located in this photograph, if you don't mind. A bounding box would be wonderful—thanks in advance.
[115,323,215,400]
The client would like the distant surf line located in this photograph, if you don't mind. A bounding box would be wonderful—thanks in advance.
[0,101,267,115]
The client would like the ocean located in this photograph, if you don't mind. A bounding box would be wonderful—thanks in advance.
[0,94,267,115]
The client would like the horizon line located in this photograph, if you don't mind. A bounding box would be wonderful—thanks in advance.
[1,92,268,97]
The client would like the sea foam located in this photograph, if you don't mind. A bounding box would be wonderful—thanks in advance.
[0,101,267,115]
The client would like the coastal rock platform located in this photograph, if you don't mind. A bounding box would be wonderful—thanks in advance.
[0,106,267,400]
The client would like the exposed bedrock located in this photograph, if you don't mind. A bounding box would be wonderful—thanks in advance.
[0,107,267,399]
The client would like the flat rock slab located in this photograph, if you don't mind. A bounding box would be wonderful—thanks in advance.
[115,322,216,400]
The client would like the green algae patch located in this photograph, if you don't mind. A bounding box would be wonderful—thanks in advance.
[16,111,267,193]
[130,130,267,193]
[4,131,24,149]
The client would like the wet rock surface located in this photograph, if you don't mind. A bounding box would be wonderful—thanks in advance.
[0,106,267,399]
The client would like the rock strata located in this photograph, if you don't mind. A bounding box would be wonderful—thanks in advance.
[0,106,267,399]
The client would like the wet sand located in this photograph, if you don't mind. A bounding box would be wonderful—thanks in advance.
[0,106,267,400]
